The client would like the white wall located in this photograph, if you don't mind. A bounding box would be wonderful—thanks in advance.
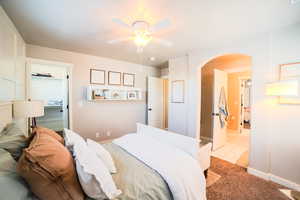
[0,6,26,133]
[168,56,190,135]
[168,23,300,187]
[26,44,159,140]
[267,24,300,186]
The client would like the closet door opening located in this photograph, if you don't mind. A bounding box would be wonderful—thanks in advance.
[26,59,73,133]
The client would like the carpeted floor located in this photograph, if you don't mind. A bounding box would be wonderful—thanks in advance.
[207,157,290,200]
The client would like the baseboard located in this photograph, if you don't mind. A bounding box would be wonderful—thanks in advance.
[248,167,300,191]
[269,174,300,192]
[247,167,270,181]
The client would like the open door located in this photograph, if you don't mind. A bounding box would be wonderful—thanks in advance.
[147,77,164,128]
[212,69,228,150]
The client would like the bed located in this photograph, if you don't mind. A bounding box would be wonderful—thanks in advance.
[0,102,209,200]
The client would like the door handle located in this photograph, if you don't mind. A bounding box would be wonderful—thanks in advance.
[148,108,152,111]
[212,113,219,116]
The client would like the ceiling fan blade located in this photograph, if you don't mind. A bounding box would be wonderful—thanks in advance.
[153,37,173,47]
[107,37,131,44]
[112,18,132,29]
[150,19,171,32]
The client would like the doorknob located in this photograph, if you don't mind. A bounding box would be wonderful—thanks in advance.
[148,108,152,111]
[212,113,219,116]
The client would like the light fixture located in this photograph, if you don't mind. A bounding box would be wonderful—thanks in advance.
[13,100,44,131]
[149,57,156,61]
[265,79,299,97]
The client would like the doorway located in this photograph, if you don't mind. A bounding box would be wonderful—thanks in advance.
[200,54,252,167]
[147,76,169,130]
[239,78,252,132]
[26,58,73,132]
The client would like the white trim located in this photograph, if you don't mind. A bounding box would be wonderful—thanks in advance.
[270,174,300,192]
[26,58,74,130]
[247,167,270,181]
[248,167,300,191]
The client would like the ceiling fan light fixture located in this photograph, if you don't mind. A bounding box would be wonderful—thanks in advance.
[134,31,152,47]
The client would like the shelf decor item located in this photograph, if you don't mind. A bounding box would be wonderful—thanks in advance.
[127,91,137,100]
[123,73,135,87]
[90,69,105,85]
[108,71,121,86]
[171,80,185,103]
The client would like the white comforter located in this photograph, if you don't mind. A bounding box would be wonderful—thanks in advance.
[113,134,207,200]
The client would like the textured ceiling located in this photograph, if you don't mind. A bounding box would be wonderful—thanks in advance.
[1,0,300,67]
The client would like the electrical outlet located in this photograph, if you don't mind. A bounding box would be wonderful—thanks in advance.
[96,132,100,138]
[106,131,111,136]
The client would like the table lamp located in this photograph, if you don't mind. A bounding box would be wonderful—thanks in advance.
[13,100,44,133]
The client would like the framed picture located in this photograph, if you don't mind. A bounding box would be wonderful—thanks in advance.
[90,69,105,85]
[127,91,137,100]
[123,73,135,87]
[171,80,184,103]
[108,71,121,85]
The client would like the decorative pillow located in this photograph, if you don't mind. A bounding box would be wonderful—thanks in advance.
[137,123,201,159]
[86,139,117,174]
[74,140,121,199]
[0,149,35,200]
[17,133,84,200]
[33,126,64,144]
[0,123,29,160]
[63,128,86,152]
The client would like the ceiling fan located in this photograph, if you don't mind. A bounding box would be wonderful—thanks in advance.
[107,18,173,53]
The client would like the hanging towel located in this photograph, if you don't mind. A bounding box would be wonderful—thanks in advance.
[218,87,228,128]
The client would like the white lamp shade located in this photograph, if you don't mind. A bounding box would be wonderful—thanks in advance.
[13,100,44,119]
[265,79,299,97]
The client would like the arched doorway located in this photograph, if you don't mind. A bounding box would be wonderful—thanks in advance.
[200,53,252,167]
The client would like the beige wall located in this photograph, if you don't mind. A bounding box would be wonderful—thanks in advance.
[227,71,251,130]
[26,44,159,141]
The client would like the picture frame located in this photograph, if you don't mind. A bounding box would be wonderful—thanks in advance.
[171,80,185,103]
[90,69,105,85]
[108,71,122,86]
[123,73,135,87]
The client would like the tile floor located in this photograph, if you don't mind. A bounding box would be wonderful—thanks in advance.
[212,129,250,165]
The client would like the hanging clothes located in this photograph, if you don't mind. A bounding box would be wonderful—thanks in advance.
[218,87,228,128]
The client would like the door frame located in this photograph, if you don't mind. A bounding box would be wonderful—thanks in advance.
[238,76,251,133]
[26,58,74,130]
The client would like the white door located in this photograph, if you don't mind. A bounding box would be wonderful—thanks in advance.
[212,69,228,150]
[147,77,164,128]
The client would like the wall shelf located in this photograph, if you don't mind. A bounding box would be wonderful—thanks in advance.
[87,85,143,102]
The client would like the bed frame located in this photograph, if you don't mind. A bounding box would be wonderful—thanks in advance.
[0,101,13,132]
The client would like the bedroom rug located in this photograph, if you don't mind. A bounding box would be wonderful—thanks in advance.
[207,157,290,200]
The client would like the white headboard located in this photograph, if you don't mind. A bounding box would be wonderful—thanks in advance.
[0,101,13,132]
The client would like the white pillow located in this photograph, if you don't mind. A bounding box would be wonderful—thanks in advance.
[63,128,86,151]
[87,139,117,174]
[137,123,200,159]
[73,141,121,199]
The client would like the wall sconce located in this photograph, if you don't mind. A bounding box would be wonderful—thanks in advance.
[266,79,300,104]
[266,79,299,96]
